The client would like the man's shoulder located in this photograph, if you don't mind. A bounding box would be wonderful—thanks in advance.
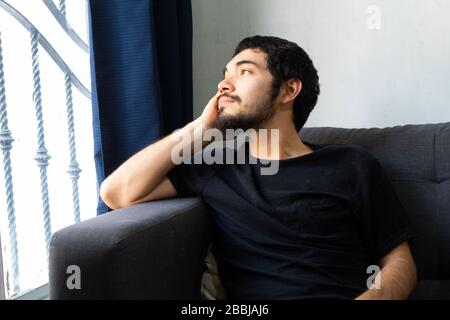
[321,142,379,166]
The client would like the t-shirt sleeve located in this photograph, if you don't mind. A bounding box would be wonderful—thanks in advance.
[166,152,214,197]
[356,154,415,262]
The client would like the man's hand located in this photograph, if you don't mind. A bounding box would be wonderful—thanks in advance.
[197,90,221,129]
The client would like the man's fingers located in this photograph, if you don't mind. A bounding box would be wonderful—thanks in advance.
[211,91,220,103]
[208,91,221,109]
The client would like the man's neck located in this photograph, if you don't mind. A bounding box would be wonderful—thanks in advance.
[248,120,313,161]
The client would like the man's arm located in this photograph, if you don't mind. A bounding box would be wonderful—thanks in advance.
[355,241,417,300]
[100,91,221,209]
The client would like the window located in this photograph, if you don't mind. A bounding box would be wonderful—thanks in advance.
[0,0,96,299]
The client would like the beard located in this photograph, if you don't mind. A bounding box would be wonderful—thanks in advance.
[211,93,276,135]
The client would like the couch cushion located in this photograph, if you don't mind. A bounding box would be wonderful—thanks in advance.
[408,280,450,300]
[201,243,227,300]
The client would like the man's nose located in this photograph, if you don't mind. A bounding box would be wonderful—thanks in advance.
[217,78,235,93]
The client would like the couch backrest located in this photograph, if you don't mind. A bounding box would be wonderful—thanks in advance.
[299,122,450,282]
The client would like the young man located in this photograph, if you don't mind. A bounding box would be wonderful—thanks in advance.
[100,35,417,300]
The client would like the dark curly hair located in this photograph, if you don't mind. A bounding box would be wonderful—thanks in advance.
[233,35,320,132]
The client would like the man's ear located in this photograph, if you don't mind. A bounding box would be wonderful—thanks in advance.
[280,78,302,104]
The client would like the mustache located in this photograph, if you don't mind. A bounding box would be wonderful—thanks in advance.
[219,93,241,103]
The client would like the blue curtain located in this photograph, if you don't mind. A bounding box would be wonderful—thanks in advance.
[88,0,193,214]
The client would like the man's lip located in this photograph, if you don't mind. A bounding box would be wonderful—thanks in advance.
[219,98,237,106]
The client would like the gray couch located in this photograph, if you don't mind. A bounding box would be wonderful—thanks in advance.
[49,122,450,299]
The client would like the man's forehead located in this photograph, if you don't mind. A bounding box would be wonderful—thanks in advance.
[225,49,268,70]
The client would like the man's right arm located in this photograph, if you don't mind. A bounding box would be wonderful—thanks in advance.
[100,91,221,210]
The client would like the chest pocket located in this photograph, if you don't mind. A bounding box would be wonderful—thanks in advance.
[291,197,360,245]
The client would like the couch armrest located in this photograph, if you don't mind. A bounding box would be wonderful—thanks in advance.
[49,197,212,299]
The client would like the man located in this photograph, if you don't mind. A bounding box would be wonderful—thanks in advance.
[100,35,417,300]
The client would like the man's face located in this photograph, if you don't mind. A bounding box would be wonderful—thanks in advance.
[212,48,278,133]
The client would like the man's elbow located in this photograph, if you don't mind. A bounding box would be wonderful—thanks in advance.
[100,180,127,210]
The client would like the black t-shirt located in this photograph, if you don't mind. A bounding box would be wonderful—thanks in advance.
[166,139,415,299]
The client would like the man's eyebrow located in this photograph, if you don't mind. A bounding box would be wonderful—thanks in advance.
[223,60,260,76]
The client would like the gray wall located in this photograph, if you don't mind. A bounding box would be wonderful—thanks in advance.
[192,0,450,128]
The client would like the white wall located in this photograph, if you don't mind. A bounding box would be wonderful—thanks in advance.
[192,0,450,128]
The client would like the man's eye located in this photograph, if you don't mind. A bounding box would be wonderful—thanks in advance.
[241,69,251,75]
